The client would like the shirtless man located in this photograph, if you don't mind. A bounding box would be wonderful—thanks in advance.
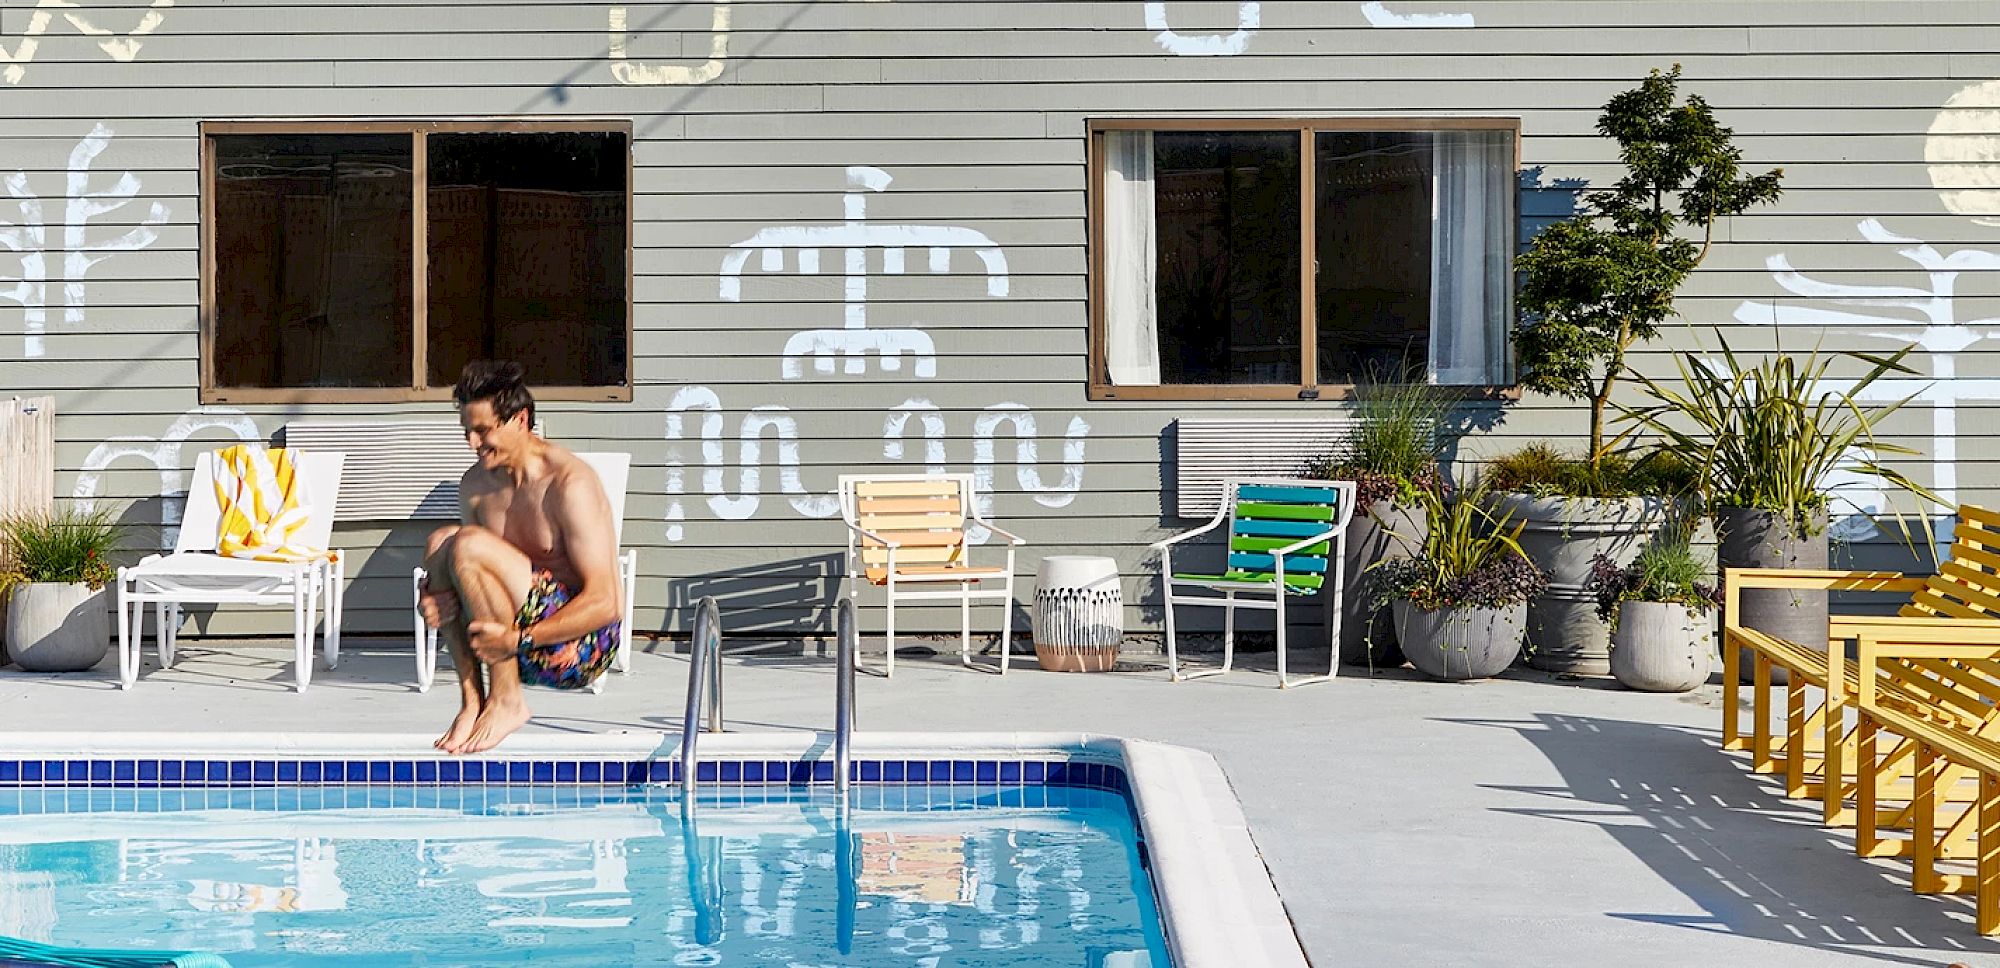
[419,361,624,754]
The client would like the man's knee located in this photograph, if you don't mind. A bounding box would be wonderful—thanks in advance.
[448,526,508,576]
[425,524,461,556]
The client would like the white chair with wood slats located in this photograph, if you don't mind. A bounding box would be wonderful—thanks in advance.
[410,452,639,695]
[838,473,1025,677]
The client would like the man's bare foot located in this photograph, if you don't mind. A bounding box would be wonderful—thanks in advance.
[458,697,532,754]
[436,706,481,753]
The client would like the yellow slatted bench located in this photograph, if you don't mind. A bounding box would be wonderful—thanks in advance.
[1854,626,2000,934]
[1723,505,2000,828]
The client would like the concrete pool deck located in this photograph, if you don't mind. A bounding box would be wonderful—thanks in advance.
[2,639,1993,967]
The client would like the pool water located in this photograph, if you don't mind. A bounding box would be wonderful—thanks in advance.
[0,783,1170,967]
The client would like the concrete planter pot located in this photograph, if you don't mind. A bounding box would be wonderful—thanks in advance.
[1330,499,1425,669]
[1717,507,1828,686]
[1609,601,1715,693]
[1392,600,1526,681]
[1487,493,1669,677]
[5,582,109,672]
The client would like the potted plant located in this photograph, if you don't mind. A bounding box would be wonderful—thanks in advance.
[1622,332,1939,680]
[1499,63,1784,674]
[1306,377,1452,668]
[1586,525,1722,693]
[1369,480,1548,681]
[0,506,123,672]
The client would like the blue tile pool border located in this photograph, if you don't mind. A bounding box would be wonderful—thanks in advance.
[0,757,1131,794]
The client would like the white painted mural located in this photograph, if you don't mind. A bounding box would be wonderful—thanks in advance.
[720,165,1008,380]
[1928,79,2000,225]
[1360,2,1475,27]
[4,123,169,358]
[607,3,730,86]
[0,0,174,85]
[71,407,262,548]
[666,166,1089,544]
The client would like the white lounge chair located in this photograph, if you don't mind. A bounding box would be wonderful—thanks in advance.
[116,450,347,693]
[837,472,1025,677]
[410,452,639,694]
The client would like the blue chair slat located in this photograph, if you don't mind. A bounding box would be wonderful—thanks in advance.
[1231,518,1331,538]
[1235,484,1340,506]
[1228,552,1329,574]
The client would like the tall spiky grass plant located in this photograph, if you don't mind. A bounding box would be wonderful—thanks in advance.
[1307,376,1451,506]
[0,505,124,590]
[1619,331,1941,538]
[1368,477,1548,612]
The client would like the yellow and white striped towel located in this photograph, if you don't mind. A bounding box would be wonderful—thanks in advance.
[213,445,328,562]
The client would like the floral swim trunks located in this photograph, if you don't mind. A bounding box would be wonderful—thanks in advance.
[514,570,621,689]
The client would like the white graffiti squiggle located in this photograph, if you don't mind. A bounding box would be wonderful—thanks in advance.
[973,405,1090,510]
[1360,2,1475,27]
[607,3,730,85]
[663,386,840,532]
[1145,2,1260,56]
[721,166,1008,380]
[0,0,173,85]
[72,408,262,548]
[3,123,168,358]
[1733,218,2000,553]
[666,388,1089,544]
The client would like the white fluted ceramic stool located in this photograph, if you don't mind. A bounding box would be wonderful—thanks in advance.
[1031,556,1123,673]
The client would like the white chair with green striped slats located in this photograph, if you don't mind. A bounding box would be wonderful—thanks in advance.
[838,473,1026,677]
[1154,478,1356,688]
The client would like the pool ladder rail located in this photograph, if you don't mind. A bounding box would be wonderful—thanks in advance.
[678,594,860,796]
[835,596,857,794]
[679,596,725,796]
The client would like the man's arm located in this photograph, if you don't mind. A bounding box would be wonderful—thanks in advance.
[520,464,623,645]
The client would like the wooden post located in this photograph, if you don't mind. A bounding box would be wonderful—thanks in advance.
[0,395,56,664]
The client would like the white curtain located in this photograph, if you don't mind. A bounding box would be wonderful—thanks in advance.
[1103,131,1161,386]
[1429,130,1512,385]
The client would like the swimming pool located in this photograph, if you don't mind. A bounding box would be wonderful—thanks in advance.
[0,732,1308,968]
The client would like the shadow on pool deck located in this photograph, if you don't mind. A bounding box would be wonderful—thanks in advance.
[1452,711,1998,966]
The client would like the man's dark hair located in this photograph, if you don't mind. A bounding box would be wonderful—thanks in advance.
[454,360,535,427]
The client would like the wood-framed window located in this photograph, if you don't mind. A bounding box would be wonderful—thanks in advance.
[200,119,633,404]
[1088,118,1520,401]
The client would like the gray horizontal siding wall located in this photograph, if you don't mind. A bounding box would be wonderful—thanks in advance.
[3,0,1994,639]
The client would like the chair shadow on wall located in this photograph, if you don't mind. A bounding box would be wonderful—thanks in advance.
[1447,711,2000,964]
[662,553,844,662]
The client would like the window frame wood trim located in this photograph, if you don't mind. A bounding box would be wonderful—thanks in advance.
[198,118,636,405]
[1086,116,1523,403]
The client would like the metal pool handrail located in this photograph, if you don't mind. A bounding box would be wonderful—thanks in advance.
[680,596,725,795]
[835,596,857,794]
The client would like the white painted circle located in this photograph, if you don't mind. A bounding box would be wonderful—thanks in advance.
[1928,80,2000,226]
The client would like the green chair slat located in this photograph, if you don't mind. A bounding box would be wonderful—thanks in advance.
[1173,570,1324,592]
[1229,535,1331,556]
[1235,501,1333,522]
[1236,484,1339,505]
[1231,519,1330,539]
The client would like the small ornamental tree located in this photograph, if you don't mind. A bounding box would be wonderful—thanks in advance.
[1514,65,1785,470]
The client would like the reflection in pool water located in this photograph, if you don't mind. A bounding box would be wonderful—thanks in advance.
[0,784,1168,967]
